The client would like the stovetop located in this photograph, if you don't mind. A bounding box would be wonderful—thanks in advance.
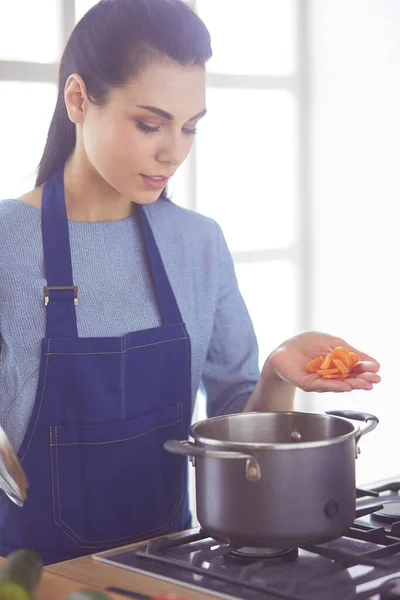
[93,481,400,600]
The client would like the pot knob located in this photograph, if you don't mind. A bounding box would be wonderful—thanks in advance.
[245,458,262,482]
[290,431,302,442]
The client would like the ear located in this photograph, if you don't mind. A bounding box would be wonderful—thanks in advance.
[64,74,89,124]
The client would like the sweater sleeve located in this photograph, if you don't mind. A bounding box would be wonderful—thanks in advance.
[201,221,260,417]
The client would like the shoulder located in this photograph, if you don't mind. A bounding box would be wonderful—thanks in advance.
[144,199,223,248]
[0,199,41,248]
[0,197,41,222]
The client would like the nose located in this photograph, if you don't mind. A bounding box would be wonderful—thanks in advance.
[156,130,193,167]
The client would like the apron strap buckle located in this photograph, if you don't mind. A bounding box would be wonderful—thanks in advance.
[44,285,78,306]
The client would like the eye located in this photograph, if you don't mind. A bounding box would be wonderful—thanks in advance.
[136,121,161,134]
[182,127,198,136]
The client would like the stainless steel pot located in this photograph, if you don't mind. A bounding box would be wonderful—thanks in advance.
[164,409,378,548]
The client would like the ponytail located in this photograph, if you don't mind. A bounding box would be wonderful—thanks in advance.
[36,88,76,186]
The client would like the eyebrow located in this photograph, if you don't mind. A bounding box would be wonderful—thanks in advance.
[137,105,207,122]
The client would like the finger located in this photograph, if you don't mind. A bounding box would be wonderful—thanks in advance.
[355,372,381,383]
[351,360,380,374]
[346,347,380,369]
[308,378,352,393]
[330,337,380,369]
[346,379,374,391]
[347,377,379,390]
[307,375,378,393]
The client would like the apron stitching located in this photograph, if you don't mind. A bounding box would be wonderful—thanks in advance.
[52,422,185,547]
[54,493,184,547]
[55,426,62,529]
[21,340,51,463]
[43,335,189,356]
[121,337,125,422]
[180,323,190,440]
[180,403,184,439]
[51,493,184,548]
[45,354,187,549]
[56,491,185,547]
[49,427,57,527]
[50,419,181,446]
[180,325,189,366]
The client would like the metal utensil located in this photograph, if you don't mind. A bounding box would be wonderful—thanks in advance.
[0,425,28,506]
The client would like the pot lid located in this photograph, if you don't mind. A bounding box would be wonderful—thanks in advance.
[0,426,28,507]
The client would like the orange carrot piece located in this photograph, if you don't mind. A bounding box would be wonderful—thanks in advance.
[331,347,351,370]
[332,358,349,375]
[305,347,362,380]
[349,351,361,368]
[305,355,324,373]
[319,354,333,370]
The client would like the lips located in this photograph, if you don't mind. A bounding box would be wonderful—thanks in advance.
[140,174,170,190]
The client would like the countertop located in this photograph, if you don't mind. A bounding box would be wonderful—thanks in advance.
[1,546,207,599]
[47,552,210,600]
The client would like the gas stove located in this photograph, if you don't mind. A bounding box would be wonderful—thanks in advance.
[93,481,400,600]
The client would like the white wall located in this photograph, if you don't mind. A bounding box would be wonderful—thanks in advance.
[309,0,400,484]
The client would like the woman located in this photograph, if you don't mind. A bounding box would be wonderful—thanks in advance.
[0,0,380,564]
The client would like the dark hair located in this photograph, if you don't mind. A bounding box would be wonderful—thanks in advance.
[36,0,212,187]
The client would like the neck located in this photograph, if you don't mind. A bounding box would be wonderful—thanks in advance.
[63,149,135,222]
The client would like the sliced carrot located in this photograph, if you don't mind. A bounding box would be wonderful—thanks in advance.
[349,351,361,367]
[305,355,324,373]
[331,347,351,370]
[323,372,354,379]
[319,354,333,370]
[332,358,349,375]
[306,346,364,381]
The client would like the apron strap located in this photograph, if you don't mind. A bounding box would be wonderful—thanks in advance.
[41,168,183,337]
[138,206,183,326]
[42,169,78,338]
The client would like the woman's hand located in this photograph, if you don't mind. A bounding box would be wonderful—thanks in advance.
[266,330,381,393]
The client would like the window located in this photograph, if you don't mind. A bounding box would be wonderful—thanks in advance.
[197,0,296,75]
[0,0,59,63]
[75,0,98,21]
[173,0,302,381]
[0,82,57,199]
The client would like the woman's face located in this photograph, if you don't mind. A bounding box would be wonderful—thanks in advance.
[67,59,207,205]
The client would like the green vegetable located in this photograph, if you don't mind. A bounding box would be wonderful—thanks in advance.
[0,549,43,600]
[66,590,112,600]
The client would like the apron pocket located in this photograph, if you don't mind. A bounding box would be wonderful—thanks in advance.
[49,404,185,549]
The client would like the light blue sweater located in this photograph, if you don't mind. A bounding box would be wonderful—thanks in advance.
[0,197,260,451]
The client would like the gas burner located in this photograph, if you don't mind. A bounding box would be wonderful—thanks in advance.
[226,545,298,565]
[372,501,400,524]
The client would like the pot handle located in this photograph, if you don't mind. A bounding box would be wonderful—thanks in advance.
[164,440,261,482]
[326,410,379,439]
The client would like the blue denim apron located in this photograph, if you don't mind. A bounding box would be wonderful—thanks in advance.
[0,169,192,564]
